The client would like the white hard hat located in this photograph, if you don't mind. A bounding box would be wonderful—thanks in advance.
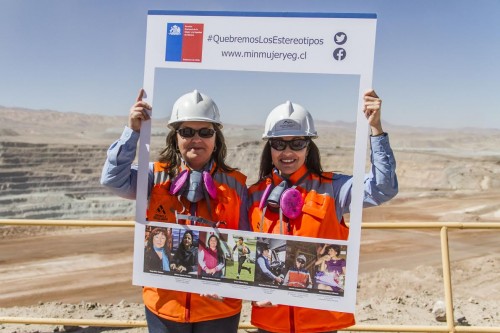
[168,90,222,128]
[296,254,307,262]
[262,101,317,139]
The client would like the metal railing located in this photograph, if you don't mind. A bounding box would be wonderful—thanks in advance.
[1,219,499,333]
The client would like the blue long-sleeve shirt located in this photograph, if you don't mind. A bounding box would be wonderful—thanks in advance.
[332,133,398,221]
[100,127,250,230]
[256,256,278,281]
[101,127,398,224]
[101,127,150,199]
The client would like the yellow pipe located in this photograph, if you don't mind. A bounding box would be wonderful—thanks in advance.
[0,219,135,227]
[454,327,500,333]
[441,227,456,333]
[0,316,146,327]
[344,325,500,332]
[0,318,451,332]
[357,222,500,229]
[1,317,498,333]
[342,324,450,332]
[1,219,500,229]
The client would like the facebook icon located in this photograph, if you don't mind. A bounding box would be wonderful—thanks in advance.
[333,48,346,61]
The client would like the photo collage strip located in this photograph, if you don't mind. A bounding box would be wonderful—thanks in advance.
[144,225,348,297]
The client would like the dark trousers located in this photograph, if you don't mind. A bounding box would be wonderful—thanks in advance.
[238,256,250,274]
[145,306,241,333]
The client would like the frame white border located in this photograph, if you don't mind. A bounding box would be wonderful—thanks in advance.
[134,10,377,313]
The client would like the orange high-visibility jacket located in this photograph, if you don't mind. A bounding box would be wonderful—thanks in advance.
[248,164,354,333]
[144,161,247,323]
[285,268,311,288]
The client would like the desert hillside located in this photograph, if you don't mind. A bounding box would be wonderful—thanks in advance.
[1,106,499,222]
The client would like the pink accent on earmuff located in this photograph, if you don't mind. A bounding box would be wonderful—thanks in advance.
[259,184,273,209]
[280,188,304,219]
[203,171,217,199]
[169,169,189,195]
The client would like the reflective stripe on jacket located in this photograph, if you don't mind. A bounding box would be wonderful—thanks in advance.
[144,161,246,323]
[249,164,354,332]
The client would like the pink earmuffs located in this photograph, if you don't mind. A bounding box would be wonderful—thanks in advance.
[259,183,273,209]
[169,170,217,199]
[203,171,217,199]
[280,188,304,219]
[169,170,189,195]
[259,181,304,219]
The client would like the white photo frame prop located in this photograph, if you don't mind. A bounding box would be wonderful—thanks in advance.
[134,10,377,313]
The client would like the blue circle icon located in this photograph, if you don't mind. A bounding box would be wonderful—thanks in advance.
[334,32,347,45]
[333,48,347,61]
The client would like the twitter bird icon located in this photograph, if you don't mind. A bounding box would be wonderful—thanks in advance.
[334,32,347,45]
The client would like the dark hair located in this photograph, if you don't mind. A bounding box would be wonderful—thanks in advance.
[157,123,236,178]
[325,244,341,256]
[181,230,195,249]
[207,234,225,262]
[238,237,244,241]
[146,228,170,252]
[182,230,194,239]
[257,139,326,182]
[259,243,270,253]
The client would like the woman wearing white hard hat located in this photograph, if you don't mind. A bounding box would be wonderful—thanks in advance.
[248,90,398,333]
[101,89,249,333]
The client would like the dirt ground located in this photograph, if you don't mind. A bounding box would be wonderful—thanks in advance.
[1,225,499,333]
[1,225,499,307]
[1,210,499,332]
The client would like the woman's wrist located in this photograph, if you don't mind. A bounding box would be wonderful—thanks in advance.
[371,131,385,137]
[370,125,384,136]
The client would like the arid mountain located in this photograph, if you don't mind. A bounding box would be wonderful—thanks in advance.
[1,106,499,221]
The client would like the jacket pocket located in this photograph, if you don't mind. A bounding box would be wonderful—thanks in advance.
[302,191,329,220]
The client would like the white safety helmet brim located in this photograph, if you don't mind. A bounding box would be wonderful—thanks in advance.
[262,101,317,139]
[168,90,223,129]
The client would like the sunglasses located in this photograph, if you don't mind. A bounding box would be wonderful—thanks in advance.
[296,259,305,264]
[269,139,309,151]
[177,127,215,138]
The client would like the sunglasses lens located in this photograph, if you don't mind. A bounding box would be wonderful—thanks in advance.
[270,139,308,151]
[297,259,305,264]
[177,128,215,138]
[198,128,215,138]
[270,140,286,151]
[290,139,308,151]
[178,128,195,137]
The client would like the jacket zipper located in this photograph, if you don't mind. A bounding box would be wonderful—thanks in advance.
[289,306,295,333]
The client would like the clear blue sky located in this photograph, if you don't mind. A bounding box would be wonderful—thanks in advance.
[1,0,499,129]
